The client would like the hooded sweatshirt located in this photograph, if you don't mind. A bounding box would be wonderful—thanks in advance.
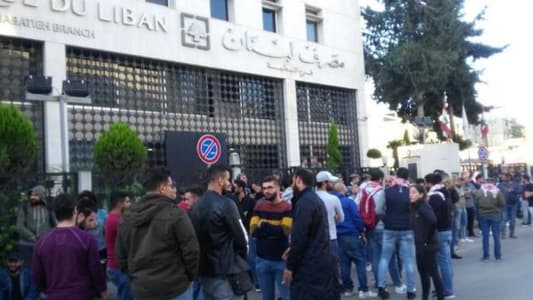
[17,185,55,242]
[115,193,200,300]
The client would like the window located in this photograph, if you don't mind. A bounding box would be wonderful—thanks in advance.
[211,0,229,21]
[262,0,281,33]
[306,21,318,42]
[262,8,277,32]
[146,0,169,6]
[305,6,322,42]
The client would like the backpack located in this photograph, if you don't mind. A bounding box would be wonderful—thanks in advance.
[359,187,382,230]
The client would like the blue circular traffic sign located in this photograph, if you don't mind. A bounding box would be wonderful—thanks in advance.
[478,146,489,162]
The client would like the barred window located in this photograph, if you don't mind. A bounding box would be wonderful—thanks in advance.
[66,47,286,172]
[297,82,359,173]
[0,36,45,173]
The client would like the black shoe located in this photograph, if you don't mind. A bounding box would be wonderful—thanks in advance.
[451,253,462,259]
[378,287,390,299]
[407,291,416,299]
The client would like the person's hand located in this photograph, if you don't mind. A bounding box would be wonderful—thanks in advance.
[100,291,109,300]
[282,268,293,285]
[361,233,367,246]
[282,248,290,261]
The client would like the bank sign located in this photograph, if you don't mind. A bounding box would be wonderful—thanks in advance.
[0,0,349,80]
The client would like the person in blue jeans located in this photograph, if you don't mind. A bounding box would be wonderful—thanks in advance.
[497,173,522,239]
[249,176,292,300]
[475,177,505,260]
[377,168,416,299]
[333,183,377,299]
[426,172,455,299]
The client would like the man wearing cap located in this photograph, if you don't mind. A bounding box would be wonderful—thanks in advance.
[315,170,344,258]
[0,252,38,300]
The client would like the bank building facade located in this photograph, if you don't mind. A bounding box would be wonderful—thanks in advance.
[0,0,369,188]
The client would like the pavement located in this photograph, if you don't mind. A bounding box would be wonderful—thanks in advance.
[246,223,533,300]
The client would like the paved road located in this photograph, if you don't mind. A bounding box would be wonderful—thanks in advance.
[247,224,533,300]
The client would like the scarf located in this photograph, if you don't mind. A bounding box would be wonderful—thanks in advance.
[392,178,410,189]
[481,183,499,198]
[428,184,445,201]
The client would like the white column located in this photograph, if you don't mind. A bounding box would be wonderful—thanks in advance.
[43,41,67,172]
[283,79,301,167]
[356,88,370,167]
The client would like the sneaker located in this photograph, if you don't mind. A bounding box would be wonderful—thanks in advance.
[378,287,389,299]
[407,291,416,299]
[451,253,462,259]
[464,238,474,242]
[359,290,378,298]
[366,263,372,272]
[510,235,518,239]
[343,290,356,297]
[255,285,261,293]
[445,294,456,299]
[395,284,407,294]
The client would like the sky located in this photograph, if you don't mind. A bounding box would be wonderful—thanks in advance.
[359,0,533,134]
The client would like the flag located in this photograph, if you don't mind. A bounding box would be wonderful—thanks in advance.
[439,96,452,138]
[480,106,489,138]
[461,105,469,137]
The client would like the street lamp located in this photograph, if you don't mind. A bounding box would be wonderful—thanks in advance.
[25,76,91,173]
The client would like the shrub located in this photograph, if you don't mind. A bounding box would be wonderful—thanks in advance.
[326,122,342,171]
[93,123,147,186]
[366,148,382,159]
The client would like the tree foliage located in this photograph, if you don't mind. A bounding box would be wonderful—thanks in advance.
[367,148,382,159]
[326,122,342,171]
[0,105,37,261]
[0,104,37,183]
[94,123,147,187]
[363,0,505,126]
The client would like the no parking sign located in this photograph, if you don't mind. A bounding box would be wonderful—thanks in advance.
[196,134,222,165]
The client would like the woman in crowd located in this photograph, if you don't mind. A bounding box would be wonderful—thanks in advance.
[410,184,444,300]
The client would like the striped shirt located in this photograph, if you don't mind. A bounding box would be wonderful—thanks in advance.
[250,199,292,261]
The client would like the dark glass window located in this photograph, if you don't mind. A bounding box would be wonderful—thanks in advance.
[146,0,169,6]
[306,20,318,42]
[262,8,277,32]
[211,0,229,21]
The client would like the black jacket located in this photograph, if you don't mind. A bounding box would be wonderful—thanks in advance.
[287,187,340,300]
[190,190,249,277]
[428,187,453,232]
[116,193,200,300]
[411,201,439,251]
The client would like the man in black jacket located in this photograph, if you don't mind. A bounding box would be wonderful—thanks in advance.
[425,173,455,299]
[283,168,340,300]
[190,165,250,300]
[116,167,200,300]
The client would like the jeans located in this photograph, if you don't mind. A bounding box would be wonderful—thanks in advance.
[169,284,193,300]
[377,230,416,293]
[337,235,369,293]
[107,268,133,300]
[194,278,204,300]
[368,229,402,287]
[200,276,244,300]
[458,208,467,239]
[478,213,502,259]
[466,207,476,236]
[330,239,339,262]
[248,235,258,287]
[436,230,454,296]
[520,200,531,224]
[501,203,518,237]
[255,257,289,300]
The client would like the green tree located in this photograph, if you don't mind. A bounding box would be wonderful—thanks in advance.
[0,104,37,261]
[326,122,342,171]
[366,148,382,159]
[93,123,147,187]
[363,0,504,127]
[403,129,411,145]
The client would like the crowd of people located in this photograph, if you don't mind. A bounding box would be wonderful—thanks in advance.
[1,165,532,300]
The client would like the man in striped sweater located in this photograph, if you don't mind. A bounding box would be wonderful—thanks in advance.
[250,176,292,300]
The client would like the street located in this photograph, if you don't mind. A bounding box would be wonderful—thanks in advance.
[247,224,533,300]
